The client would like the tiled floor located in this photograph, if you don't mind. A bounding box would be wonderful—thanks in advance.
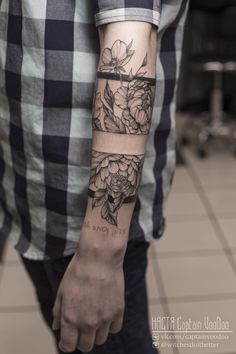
[1,146,236,354]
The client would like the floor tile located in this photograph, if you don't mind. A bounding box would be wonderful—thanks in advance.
[167,299,236,354]
[165,190,207,219]
[184,148,236,190]
[184,148,236,175]
[149,303,175,354]
[0,310,56,354]
[157,254,236,298]
[151,218,222,254]
[217,217,236,249]
[146,258,162,301]
[171,167,195,192]
[0,264,37,308]
[196,165,236,189]
[204,190,236,215]
[3,241,21,264]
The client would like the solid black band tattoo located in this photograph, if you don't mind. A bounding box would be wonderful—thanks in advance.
[88,150,144,226]
[92,39,155,135]
[96,71,156,86]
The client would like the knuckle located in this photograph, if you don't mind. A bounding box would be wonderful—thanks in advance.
[99,311,112,325]
[117,305,124,314]
[84,318,99,330]
[100,316,109,325]
[115,305,124,317]
[61,313,76,326]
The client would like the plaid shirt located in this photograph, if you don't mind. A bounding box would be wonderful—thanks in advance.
[0,0,188,260]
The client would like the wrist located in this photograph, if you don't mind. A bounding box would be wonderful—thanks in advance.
[76,219,129,267]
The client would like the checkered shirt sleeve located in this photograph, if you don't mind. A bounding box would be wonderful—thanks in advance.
[94,0,161,27]
[0,0,188,260]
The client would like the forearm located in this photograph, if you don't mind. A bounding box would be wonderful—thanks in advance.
[78,22,157,261]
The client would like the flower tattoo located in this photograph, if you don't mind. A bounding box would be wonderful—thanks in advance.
[100,40,135,74]
[88,150,144,226]
[114,79,153,134]
[93,39,155,135]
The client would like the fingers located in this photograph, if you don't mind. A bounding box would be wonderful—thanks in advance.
[52,291,62,330]
[94,323,110,345]
[77,329,96,353]
[94,318,122,348]
[109,316,123,334]
[53,296,123,352]
[53,293,79,353]
[58,318,122,352]
[59,323,79,353]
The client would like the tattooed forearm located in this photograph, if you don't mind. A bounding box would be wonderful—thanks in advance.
[92,39,156,135]
[88,150,144,226]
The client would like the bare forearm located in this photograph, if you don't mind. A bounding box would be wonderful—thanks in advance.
[79,22,157,259]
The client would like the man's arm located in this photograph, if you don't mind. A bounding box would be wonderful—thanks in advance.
[53,21,158,353]
[80,20,157,258]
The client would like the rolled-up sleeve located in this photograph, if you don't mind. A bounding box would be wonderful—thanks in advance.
[94,0,161,28]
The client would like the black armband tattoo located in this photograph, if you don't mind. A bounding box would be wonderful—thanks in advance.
[88,150,144,226]
[92,40,155,135]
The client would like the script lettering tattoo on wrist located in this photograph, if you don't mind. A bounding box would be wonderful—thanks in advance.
[83,219,127,237]
[92,39,155,135]
[88,150,144,226]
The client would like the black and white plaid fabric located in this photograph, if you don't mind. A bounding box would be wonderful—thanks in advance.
[0,0,188,260]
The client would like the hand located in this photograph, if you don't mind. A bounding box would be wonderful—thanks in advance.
[52,248,125,353]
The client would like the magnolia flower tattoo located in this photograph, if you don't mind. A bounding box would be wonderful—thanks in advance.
[93,39,155,135]
[100,40,135,74]
[88,150,144,226]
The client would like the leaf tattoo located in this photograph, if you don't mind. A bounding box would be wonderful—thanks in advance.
[104,81,114,109]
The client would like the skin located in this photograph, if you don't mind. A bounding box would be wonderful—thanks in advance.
[52,21,157,353]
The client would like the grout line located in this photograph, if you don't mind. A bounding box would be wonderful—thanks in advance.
[184,151,236,279]
[213,213,236,219]
[172,183,236,193]
[207,352,236,354]
[149,292,236,305]
[195,184,236,191]
[167,212,236,222]
[166,214,210,222]
[151,248,236,259]
[0,305,39,313]
[3,260,22,266]
[170,188,200,194]
[150,248,180,354]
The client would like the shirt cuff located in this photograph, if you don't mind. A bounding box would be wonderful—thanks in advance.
[94,7,161,28]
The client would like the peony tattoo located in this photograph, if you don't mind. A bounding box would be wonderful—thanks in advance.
[93,39,155,135]
[88,150,144,226]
